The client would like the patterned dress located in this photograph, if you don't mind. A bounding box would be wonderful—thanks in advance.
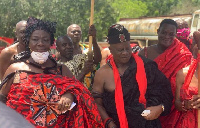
[5,70,103,128]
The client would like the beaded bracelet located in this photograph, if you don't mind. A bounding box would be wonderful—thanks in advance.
[104,117,113,128]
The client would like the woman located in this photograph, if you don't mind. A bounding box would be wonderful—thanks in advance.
[0,17,103,128]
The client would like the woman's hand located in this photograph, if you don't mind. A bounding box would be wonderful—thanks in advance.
[143,105,163,120]
[58,92,74,112]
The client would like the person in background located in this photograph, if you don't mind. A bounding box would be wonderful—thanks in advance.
[67,24,102,90]
[56,35,94,82]
[0,20,27,80]
[176,19,192,50]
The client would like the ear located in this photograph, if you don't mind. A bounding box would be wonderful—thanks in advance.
[56,46,59,52]
[15,31,17,38]
[108,46,113,54]
[157,29,159,34]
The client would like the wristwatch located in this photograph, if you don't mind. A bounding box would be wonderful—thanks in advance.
[161,104,165,112]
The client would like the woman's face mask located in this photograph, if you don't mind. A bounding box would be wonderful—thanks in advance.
[176,28,191,40]
[31,51,49,64]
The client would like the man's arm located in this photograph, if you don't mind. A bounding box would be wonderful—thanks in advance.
[100,48,110,67]
[88,25,102,64]
[61,64,73,78]
[138,48,145,57]
[0,49,13,80]
[0,63,18,103]
[76,59,93,82]
[92,69,117,128]
[143,61,173,120]
[175,69,190,111]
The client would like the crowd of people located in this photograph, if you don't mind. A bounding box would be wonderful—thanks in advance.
[0,16,200,128]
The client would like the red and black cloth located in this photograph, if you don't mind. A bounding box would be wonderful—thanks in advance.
[104,53,173,128]
[6,71,103,128]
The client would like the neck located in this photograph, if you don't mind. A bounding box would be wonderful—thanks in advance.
[74,42,80,50]
[60,56,71,62]
[17,42,26,53]
[115,61,130,69]
[156,43,168,54]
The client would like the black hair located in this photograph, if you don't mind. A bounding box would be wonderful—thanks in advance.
[56,35,72,47]
[158,19,178,30]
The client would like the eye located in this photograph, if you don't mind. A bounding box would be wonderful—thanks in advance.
[44,39,50,42]
[62,44,67,47]
[169,33,175,37]
[32,38,38,41]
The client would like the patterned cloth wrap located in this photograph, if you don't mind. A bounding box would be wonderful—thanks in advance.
[6,71,103,128]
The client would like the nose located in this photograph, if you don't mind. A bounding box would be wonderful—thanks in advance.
[37,39,44,46]
[121,48,129,55]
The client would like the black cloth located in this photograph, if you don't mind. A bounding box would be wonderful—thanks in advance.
[103,56,173,128]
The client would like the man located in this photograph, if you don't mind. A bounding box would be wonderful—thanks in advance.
[67,24,102,90]
[0,20,27,80]
[139,19,192,128]
[56,35,93,82]
[92,24,173,128]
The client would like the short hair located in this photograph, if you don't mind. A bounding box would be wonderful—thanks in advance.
[66,24,81,34]
[158,19,178,30]
[56,35,72,47]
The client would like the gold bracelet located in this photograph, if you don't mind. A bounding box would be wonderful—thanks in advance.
[161,104,164,112]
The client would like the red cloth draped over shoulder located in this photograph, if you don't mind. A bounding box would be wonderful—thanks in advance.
[174,57,198,128]
[6,72,103,128]
[155,38,192,128]
[108,53,147,128]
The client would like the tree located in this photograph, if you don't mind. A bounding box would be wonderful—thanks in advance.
[141,0,180,16]
[0,0,118,41]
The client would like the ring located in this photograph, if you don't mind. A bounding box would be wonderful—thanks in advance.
[65,104,70,107]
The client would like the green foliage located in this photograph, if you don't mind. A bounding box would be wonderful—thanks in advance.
[141,0,180,16]
[0,0,149,41]
[108,0,148,20]
[0,0,116,41]
[2,0,198,41]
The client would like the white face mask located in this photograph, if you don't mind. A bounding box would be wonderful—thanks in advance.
[31,51,49,64]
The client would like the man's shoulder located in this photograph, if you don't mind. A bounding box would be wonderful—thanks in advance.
[0,44,18,56]
[96,64,111,75]
[138,55,158,67]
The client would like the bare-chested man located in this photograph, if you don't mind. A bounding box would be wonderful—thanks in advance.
[0,20,27,80]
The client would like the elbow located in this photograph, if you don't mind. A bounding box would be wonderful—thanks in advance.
[94,55,102,64]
